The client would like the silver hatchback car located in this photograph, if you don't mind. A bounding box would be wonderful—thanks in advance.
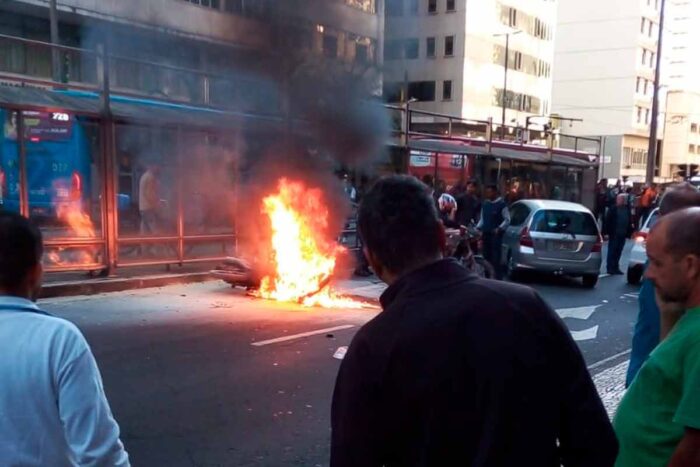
[501,200,603,288]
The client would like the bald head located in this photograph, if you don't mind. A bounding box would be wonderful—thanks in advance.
[655,207,700,258]
[659,182,700,216]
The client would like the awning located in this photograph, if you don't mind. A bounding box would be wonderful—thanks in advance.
[0,86,283,130]
[408,138,597,168]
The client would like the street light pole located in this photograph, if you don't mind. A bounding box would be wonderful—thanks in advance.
[646,0,666,184]
[494,30,521,140]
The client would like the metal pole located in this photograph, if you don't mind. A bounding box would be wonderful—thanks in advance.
[600,136,607,179]
[501,34,509,140]
[97,41,117,275]
[176,128,185,265]
[646,0,666,184]
[17,111,29,218]
[49,0,61,83]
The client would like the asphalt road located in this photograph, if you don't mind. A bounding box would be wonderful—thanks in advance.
[39,244,641,466]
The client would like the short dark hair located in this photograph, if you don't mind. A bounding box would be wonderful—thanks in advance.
[485,184,498,192]
[0,212,43,289]
[661,207,700,259]
[659,183,700,215]
[358,175,442,274]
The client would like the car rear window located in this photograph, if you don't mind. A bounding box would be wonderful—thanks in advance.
[530,210,599,236]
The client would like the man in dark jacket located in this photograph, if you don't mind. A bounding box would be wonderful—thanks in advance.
[455,180,481,226]
[477,184,510,279]
[604,193,632,275]
[331,175,617,467]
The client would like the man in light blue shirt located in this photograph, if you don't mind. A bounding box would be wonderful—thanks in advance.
[0,211,129,466]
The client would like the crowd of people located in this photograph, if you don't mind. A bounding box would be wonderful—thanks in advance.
[2,175,700,466]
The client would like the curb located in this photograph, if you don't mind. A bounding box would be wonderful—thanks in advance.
[41,272,214,299]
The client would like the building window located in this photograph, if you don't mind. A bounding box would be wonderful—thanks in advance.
[446,0,456,12]
[637,107,643,124]
[444,36,455,57]
[405,38,419,59]
[409,81,436,101]
[443,80,453,100]
[641,18,646,34]
[356,44,369,64]
[428,0,437,13]
[650,52,656,67]
[426,37,436,58]
[386,0,403,16]
[493,88,542,113]
[690,144,696,154]
[408,0,419,15]
[636,77,642,93]
[645,109,651,125]
[641,49,648,65]
[323,34,338,58]
[692,123,698,133]
[185,0,220,8]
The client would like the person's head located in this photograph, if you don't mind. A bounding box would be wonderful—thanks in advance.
[485,184,499,201]
[421,174,434,189]
[466,180,478,195]
[438,193,456,213]
[645,208,700,307]
[0,212,43,300]
[659,182,700,216]
[616,193,628,207]
[358,175,444,284]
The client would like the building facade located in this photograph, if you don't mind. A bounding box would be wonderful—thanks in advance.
[0,0,383,108]
[382,0,556,133]
[552,0,661,182]
[658,0,700,180]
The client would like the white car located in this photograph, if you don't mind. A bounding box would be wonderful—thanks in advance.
[627,208,660,285]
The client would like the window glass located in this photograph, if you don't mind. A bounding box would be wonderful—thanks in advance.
[531,210,599,236]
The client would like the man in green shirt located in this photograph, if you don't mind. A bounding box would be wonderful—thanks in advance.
[614,207,700,467]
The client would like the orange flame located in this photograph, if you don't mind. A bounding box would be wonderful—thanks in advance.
[49,199,98,266]
[258,178,364,308]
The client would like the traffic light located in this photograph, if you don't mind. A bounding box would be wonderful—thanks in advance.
[62,52,71,83]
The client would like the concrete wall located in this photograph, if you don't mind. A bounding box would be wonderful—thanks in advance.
[661,91,700,178]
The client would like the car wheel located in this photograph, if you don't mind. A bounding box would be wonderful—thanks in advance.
[506,253,521,282]
[582,274,599,289]
[627,264,644,285]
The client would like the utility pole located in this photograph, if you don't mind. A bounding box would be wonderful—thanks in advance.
[49,0,61,83]
[494,30,521,140]
[646,0,666,184]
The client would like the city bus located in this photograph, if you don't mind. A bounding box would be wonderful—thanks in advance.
[0,108,92,217]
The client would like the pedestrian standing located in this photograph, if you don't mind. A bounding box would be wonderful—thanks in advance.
[604,193,632,275]
[331,175,617,467]
[455,180,481,227]
[639,184,656,226]
[0,212,129,466]
[614,207,700,467]
[139,163,162,256]
[626,183,700,386]
[477,184,510,279]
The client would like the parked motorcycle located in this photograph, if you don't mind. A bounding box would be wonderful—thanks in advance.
[445,224,495,279]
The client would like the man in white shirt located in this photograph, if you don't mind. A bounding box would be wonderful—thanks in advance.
[0,211,129,466]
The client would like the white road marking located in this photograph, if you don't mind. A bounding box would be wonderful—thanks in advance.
[555,306,600,341]
[556,305,600,320]
[588,349,632,371]
[570,325,599,341]
[251,325,355,347]
[599,273,610,278]
[333,346,348,360]
[623,293,639,299]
